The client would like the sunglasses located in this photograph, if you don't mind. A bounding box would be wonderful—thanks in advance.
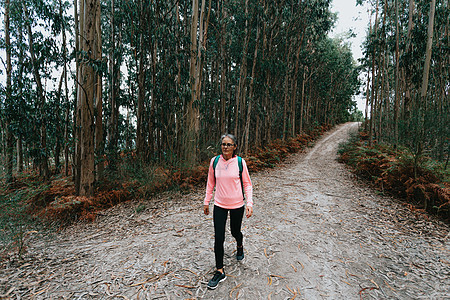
[221,143,235,147]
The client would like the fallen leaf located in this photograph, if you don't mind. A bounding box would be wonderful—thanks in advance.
[341,280,352,286]
[174,284,196,289]
[291,264,297,272]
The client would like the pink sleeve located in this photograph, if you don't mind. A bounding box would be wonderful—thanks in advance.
[242,159,253,207]
[204,158,216,206]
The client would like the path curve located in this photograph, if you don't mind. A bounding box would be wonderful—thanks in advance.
[1,122,449,299]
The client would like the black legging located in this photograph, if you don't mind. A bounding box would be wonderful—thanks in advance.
[213,205,245,269]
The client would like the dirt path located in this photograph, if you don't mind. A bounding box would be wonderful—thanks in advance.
[1,122,449,299]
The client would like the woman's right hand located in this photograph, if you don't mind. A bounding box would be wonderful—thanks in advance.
[204,205,210,215]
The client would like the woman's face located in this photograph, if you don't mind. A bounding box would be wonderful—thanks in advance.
[221,137,236,158]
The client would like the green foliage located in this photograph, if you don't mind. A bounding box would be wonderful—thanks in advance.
[105,154,172,199]
[0,176,48,259]
[135,203,146,214]
[339,131,450,222]
[350,108,364,122]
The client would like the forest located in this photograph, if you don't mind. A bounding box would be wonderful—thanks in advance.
[0,0,448,224]
[344,0,449,220]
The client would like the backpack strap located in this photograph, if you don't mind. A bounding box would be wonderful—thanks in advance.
[213,155,221,181]
[237,156,245,199]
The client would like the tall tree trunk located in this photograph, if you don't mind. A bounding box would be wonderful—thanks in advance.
[23,3,50,181]
[420,0,436,104]
[368,1,378,146]
[219,0,228,134]
[377,3,387,143]
[16,18,24,173]
[95,0,104,181]
[4,0,13,183]
[107,0,118,167]
[282,40,292,140]
[175,2,182,157]
[243,25,260,156]
[364,71,370,131]
[417,0,436,182]
[402,0,415,122]
[16,139,23,173]
[74,0,82,194]
[394,0,400,145]
[234,0,249,138]
[186,0,208,164]
[147,43,157,161]
[186,0,200,164]
[55,72,64,173]
[299,66,307,133]
[77,0,101,196]
[64,69,70,177]
[61,0,70,176]
[291,42,303,136]
[136,0,146,159]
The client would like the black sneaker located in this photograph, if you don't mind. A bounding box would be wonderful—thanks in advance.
[207,270,226,289]
[236,246,244,261]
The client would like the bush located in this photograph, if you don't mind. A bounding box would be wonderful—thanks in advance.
[339,132,450,222]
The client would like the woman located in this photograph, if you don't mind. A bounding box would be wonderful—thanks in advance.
[203,134,253,289]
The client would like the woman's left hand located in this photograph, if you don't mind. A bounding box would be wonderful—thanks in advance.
[245,206,253,218]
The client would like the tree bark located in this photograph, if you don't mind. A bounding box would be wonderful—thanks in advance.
[417,0,436,179]
[282,39,293,140]
[219,0,227,135]
[95,0,104,181]
[16,17,24,173]
[107,0,119,166]
[74,0,82,194]
[55,71,64,173]
[136,0,146,158]
[394,0,400,145]
[420,0,436,102]
[368,1,378,146]
[187,0,200,164]
[234,0,249,139]
[60,0,70,176]
[77,0,101,196]
[299,66,307,134]
[186,0,207,164]
[147,42,157,161]
[243,24,260,156]
[4,0,13,183]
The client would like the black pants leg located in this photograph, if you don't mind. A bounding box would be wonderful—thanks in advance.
[230,206,244,247]
[213,205,245,269]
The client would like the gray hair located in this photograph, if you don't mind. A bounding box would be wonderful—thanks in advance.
[221,133,238,156]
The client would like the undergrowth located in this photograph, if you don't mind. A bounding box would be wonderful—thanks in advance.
[338,131,450,223]
[0,174,50,260]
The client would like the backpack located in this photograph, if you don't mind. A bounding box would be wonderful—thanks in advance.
[213,155,245,199]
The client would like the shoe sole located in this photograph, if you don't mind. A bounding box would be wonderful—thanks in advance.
[207,276,226,290]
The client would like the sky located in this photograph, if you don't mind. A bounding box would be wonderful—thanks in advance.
[329,0,371,113]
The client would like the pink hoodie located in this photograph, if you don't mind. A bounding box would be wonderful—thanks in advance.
[204,155,253,209]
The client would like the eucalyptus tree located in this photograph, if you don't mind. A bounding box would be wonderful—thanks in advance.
[359,0,449,162]
[1,0,69,181]
[23,2,50,180]
[75,0,102,196]
[3,0,13,183]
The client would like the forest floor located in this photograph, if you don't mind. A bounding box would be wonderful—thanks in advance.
[1,122,449,299]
